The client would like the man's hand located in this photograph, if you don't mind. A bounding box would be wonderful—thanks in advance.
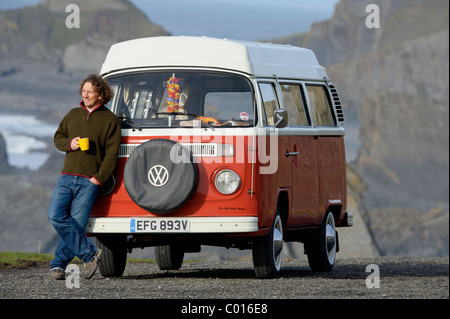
[90,177,100,185]
[71,137,81,151]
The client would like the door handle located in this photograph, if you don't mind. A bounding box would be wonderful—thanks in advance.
[284,151,299,157]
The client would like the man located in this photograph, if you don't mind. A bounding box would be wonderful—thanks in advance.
[48,74,121,280]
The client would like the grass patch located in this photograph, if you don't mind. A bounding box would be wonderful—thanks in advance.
[0,252,198,269]
[0,252,159,268]
[127,257,156,264]
[0,252,53,268]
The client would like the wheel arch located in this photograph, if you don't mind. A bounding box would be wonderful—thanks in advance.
[324,200,343,225]
[275,189,289,228]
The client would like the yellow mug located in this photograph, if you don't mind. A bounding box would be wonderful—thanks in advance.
[79,137,89,151]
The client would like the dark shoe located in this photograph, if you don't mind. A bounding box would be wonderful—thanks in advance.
[50,267,65,280]
[84,248,102,279]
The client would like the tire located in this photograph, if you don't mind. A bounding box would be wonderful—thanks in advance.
[124,139,198,214]
[305,211,337,272]
[252,212,284,279]
[98,175,116,196]
[155,245,185,270]
[96,235,127,277]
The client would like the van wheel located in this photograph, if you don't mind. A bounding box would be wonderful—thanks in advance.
[96,235,127,277]
[305,211,337,272]
[252,212,284,279]
[155,245,185,270]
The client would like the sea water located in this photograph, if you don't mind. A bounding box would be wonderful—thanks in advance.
[0,113,57,170]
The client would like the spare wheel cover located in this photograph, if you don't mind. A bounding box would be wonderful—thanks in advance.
[124,139,198,214]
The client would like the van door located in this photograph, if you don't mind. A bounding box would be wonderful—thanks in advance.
[304,83,345,224]
[279,82,318,226]
[258,82,291,222]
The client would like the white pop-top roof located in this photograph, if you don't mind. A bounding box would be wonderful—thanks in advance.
[100,36,327,80]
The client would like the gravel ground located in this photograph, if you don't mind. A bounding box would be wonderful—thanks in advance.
[0,257,448,301]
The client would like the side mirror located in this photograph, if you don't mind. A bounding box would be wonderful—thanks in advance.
[274,108,288,128]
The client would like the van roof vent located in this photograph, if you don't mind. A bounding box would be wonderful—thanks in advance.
[329,84,344,123]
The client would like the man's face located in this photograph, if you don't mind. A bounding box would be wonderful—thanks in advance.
[81,82,102,109]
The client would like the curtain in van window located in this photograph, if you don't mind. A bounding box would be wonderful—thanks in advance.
[306,85,335,126]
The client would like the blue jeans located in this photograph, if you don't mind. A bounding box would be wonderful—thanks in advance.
[48,174,99,270]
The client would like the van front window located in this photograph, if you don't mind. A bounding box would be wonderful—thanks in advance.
[106,72,255,128]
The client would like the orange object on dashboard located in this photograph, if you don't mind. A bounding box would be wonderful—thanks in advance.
[197,116,220,126]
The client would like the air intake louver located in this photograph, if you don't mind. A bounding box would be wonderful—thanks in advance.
[119,143,217,158]
[329,84,345,123]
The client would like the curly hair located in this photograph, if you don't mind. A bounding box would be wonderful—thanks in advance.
[79,74,114,105]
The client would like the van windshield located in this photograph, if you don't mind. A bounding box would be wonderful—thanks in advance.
[106,71,255,129]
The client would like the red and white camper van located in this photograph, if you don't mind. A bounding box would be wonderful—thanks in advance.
[86,36,353,278]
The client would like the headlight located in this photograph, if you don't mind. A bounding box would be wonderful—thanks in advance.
[214,169,241,195]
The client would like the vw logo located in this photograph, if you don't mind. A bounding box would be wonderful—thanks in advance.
[148,165,169,187]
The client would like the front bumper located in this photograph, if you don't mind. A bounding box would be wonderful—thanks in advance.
[339,212,354,227]
[85,216,259,234]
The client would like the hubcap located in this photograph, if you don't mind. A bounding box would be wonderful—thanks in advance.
[325,213,336,264]
[273,216,283,270]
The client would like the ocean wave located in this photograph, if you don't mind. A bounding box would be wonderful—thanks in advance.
[0,113,56,170]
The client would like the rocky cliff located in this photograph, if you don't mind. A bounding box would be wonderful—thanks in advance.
[0,133,10,173]
[0,0,169,255]
[0,0,169,73]
[275,0,449,256]
[0,0,170,122]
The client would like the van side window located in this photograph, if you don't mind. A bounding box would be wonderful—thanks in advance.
[258,83,279,126]
[306,84,335,126]
[280,83,310,126]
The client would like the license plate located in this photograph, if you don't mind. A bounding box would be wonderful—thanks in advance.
[130,218,190,233]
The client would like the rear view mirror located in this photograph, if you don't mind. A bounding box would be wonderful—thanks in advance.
[274,109,288,128]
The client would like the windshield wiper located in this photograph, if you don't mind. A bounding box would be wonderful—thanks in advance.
[118,115,142,131]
